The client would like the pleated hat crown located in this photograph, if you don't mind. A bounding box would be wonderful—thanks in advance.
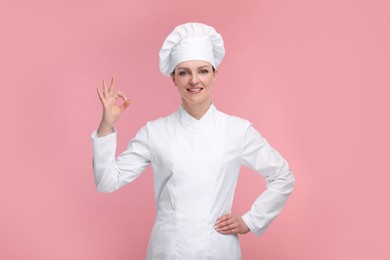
[159,22,225,76]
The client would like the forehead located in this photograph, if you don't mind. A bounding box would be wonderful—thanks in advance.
[176,60,212,70]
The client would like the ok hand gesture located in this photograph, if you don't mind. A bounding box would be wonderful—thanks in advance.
[96,76,131,137]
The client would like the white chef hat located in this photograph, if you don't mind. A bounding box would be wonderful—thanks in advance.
[159,22,225,76]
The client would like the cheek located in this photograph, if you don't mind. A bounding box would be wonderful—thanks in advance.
[206,77,215,87]
[175,78,188,88]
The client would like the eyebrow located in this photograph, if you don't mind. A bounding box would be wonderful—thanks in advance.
[176,65,211,70]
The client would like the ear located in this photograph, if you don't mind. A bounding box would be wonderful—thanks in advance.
[213,70,218,82]
[170,72,176,86]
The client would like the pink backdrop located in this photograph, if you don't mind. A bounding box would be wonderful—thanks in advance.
[1,0,389,259]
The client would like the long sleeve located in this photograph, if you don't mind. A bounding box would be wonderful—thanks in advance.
[91,125,151,193]
[240,125,295,237]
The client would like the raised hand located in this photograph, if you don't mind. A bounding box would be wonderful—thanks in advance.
[96,76,131,137]
[214,214,250,235]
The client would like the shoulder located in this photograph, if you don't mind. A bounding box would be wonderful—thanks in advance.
[215,109,254,143]
[143,110,177,130]
[132,111,177,146]
[216,109,252,130]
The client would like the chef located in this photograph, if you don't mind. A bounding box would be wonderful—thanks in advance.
[91,22,295,260]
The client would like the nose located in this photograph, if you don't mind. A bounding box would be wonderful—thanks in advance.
[190,73,199,85]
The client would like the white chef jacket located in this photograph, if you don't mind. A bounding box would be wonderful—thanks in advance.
[91,104,295,260]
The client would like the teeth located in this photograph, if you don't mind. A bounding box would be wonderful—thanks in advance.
[188,88,202,92]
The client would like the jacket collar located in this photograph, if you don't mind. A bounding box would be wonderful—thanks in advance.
[177,102,218,129]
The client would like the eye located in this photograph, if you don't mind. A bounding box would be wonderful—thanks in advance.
[178,71,188,76]
[199,69,209,74]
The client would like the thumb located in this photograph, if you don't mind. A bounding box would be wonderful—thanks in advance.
[120,99,132,112]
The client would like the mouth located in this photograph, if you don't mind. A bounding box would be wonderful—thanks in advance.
[187,87,203,94]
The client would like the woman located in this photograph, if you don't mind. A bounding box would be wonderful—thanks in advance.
[92,22,295,260]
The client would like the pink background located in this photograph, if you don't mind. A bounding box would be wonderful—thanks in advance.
[1,0,389,259]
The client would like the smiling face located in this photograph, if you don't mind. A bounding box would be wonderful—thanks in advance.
[171,60,217,111]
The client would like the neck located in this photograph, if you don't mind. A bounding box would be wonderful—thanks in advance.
[182,100,212,120]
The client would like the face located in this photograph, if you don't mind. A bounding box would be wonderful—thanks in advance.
[171,60,217,108]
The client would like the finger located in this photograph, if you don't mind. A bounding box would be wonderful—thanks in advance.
[113,91,126,101]
[113,92,119,101]
[119,99,131,112]
[113,91,127,103]
[108,76,115,95]
[215,215,234,228]
[96,88,105,103]
[215,214,232,224]
[218,227,240,235]
[217,221,238,231]
[116,91,128,101]
[103,79,108,97]
[217,220,240,232]
[217,219,232,229]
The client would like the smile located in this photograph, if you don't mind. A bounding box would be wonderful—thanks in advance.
[187,87,203,94]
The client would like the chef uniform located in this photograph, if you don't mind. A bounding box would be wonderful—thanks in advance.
[91,23,295,260]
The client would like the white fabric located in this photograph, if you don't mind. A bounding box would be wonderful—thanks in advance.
[159,23,225,76]
[91,104,295,260]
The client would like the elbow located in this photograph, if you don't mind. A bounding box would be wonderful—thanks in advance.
[269,167,295,195]
[95,180,117,193]
[286,168,295,194]
[93,168,118,193]
[95,184,116,193]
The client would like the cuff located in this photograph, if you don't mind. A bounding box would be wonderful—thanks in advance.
[242,211,262,237]
[90,128,117,143]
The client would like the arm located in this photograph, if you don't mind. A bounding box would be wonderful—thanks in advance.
[214,124,294,236]
[91,125,151,193]
[240,125,295,237]
[91,76,150,192]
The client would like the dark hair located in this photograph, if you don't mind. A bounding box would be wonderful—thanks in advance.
[171,66,216,75]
